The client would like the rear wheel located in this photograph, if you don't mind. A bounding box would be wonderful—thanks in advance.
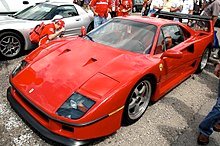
[87,22,94,33]
[122,78,152,125]
[0,32,23,58]
[195,47,210,74]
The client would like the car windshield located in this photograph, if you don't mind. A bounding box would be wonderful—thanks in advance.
[87,19,157,54]
[13,3,55,20]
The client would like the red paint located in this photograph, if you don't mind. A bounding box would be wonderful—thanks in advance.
[9,16,214,141]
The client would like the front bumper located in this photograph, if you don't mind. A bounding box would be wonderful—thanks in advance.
[7,87,89,146]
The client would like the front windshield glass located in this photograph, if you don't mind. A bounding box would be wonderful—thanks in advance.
[13,3,55,20]
[87,19,157,54]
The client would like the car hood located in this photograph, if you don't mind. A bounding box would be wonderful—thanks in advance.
[0,15,26,23]
[0,15,39,29]
[12,38,150,114]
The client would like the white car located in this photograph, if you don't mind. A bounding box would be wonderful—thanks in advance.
[0,0,48,14]
[0,1,94,58]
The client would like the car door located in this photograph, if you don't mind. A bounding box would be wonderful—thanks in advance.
[52,5,85,36]
[154,24,195,92]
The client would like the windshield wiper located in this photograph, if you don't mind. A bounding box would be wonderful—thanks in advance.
[84,35,94,42]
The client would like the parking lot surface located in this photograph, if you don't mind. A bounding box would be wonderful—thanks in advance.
[1,52,220,146]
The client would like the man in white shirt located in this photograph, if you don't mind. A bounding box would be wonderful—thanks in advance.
[170,0,183,21]
[181,0,194,23]
[170,0,183,13]
[148,0,164,16]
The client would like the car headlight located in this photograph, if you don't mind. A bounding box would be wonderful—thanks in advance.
[56,93,95,120]
[11,60,28,78]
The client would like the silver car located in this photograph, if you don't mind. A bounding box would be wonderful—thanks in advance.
[0,1,94,58]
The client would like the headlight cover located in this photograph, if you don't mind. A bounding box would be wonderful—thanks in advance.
[11,60,28,78]
[56,93,95,120]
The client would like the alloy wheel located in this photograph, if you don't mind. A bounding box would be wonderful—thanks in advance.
[0,35,21,57]
[128,80,152,120]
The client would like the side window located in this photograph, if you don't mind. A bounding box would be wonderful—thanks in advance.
[179,26,191,40]
[162,25,185,49]
[155,31,165,54]
[54,6,78,18]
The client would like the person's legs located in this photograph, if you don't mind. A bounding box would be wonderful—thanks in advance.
[101,17,107,25]
[198,80,220,144]
[94,16,102,28]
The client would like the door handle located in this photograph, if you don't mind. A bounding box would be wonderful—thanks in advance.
[75,18,81,21]
[23,1,29,4]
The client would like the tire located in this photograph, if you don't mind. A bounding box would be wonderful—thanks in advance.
[122,78,152,125]
[87,22,94,33]
[195,47,211,74]
[0,31,23,58]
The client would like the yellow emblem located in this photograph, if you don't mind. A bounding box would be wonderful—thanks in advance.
[159,63,163,71]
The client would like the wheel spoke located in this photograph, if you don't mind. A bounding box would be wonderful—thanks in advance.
[2,48,10,54]
[129,98,136,110]
[134,88,139,96]
[139,84,146,96]
[134,104,140,113]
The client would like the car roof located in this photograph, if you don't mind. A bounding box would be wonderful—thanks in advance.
[42,1,75,6]
[119,16,179,27]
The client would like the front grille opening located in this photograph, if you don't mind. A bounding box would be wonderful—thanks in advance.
[62,125,74,132]
[13,88,49,123]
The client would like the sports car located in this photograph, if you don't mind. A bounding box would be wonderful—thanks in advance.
[7,14,213,145]
[0,1,94,58]
[0,0,47,14]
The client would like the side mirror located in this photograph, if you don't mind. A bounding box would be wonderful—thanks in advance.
[52,15,63,21]
[161,49,183,59]
[80,26,86,36]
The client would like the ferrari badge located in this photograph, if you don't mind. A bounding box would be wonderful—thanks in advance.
[159,63,163,71]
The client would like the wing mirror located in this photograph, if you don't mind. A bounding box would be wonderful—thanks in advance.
[52,15,63,21]
[80,26,86,37]
[161,49,183,59]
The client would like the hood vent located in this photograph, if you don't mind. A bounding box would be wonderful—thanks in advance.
[58,49,71,56]
[83,57,97,67]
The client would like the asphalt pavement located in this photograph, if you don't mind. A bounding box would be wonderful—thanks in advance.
[0,16,220,146]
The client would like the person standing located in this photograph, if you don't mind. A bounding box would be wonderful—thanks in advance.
[141,0,152,16]
[110,0,120,17]
[39,19,65,46]
[197,63,220,145]
[148,0,164,17]
[200,0,220,58]
[117,0,132,16]
[170,0,183,13]
[197,2,220,144]
[90,0,111,28]
[181,0,194,23]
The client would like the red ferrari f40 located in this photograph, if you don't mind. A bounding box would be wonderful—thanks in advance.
[7,13,214,145]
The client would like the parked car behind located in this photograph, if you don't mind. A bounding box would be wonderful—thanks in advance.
[0,0,48,15]
[0,1,94,58]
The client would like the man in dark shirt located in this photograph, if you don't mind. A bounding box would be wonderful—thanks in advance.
[197,1,220,145]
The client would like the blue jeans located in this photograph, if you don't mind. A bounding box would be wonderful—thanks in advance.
[94,16,107,28]
[199,79,220,136]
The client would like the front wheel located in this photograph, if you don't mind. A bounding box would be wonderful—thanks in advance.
[122,78,152,125]
[0,32,23,58]
[195,47,211,74]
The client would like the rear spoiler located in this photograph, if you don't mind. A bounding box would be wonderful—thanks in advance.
[155,11,213,32]
[155,11,212,21]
